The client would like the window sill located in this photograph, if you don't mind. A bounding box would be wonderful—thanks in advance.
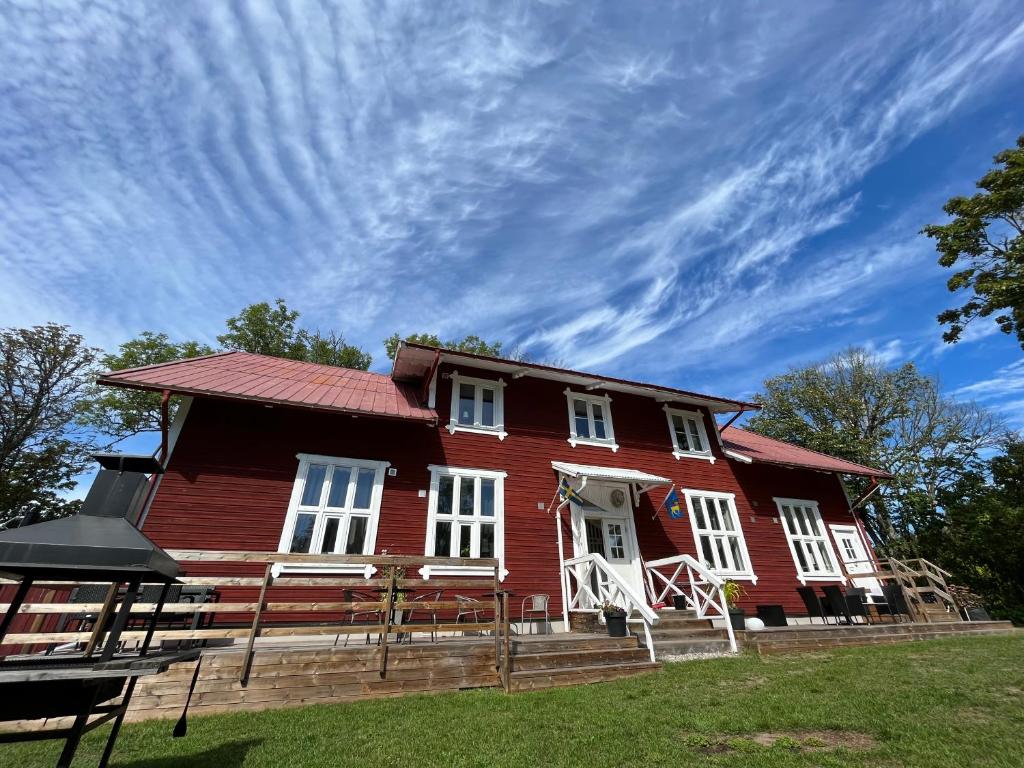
[567,437,619,452]
[796,573,845,584]
[419,564,508,581]
[672,451,716,463]
[707,572,758,585]
[270,562,377,579]
[446,423,508,440]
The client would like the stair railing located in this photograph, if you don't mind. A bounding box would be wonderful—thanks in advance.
[643,554,737,653]
[885,557,959,621]
[562,553,659,662]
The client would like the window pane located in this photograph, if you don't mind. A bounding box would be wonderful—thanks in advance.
[699,535,714,566]
[794,541,809,572]
[707,498,721,529]
[480,523,495,558]
[434,521,451,556]
[326,466,351,507]
[719,499,735,531]
[606,523,625,559]
[805,541,820,571]
[592,403,606,439]
[715,537,728,569]
[345,516,368,554]
[672,415,690,451]
[458,383,476,425]
[458,477,475,516]
[795,509,810,536]
[301,464,327,507]
[353,468,374,509]
[289,513,316,553]
[459,524,472,557]
[320,517,341,553]
[816,541,833,572]
[729,537,745,571]
[438,476,455,516]
[687,418,705,451]
[805,508,821,536]
[481,388,495,427]
[693,498,707,529]
[573,399,590,438]
[480,479,495,517]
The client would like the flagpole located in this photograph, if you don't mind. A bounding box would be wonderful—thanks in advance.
[652,484,676,520]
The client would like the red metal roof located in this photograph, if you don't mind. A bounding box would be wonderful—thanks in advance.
[721,426,890,478]
[98,351,437,422]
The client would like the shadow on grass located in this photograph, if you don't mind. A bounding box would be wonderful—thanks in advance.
[117,739,262,768]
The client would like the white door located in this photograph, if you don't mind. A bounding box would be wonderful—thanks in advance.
[569,483,645,606]
[830,524,882,596]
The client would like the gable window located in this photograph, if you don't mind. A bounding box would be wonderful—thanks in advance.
[564,389,618,451]
[279,454,389,561]
[774,498,843,582]
[685,490,756,581]
[665,406,714,462]
[446,371,507,440]
[424,465,507,579]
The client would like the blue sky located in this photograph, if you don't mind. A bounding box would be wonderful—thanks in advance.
[2,1,1024,464]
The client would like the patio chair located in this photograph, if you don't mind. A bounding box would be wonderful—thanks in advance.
[756,604,788,627]
[401,589,443,644]
[796,586,829,624]
[342,589,385,647]
[520,594,551,635]
[843,587,872,625]
[455,595,488,636]
[821,585,854,625]
[881,584,911,623]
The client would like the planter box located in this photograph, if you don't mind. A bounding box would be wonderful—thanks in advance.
[604,611,628,637]
[673,594,689,610]
[728,608,746,632]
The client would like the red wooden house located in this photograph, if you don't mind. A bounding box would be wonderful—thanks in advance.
[98,342,888,634]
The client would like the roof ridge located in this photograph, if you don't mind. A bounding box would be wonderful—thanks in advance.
[722,425,886,474]
[100,350,238,379]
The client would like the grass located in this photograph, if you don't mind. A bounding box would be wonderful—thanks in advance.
[3,635,1023,768]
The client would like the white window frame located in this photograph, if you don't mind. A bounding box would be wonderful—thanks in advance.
[684,490,757,582]
[664,406,715,462]
[564,389,618,451]
[447,371,507,440]
[774,497,844,583]
[423,465,508,581]
[275,453,390,577]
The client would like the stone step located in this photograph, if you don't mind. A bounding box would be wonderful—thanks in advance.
[745,620,1013,643]
[651,639,734,657]
[651,616,716,630]
[510,661,660,692]
[648,627,728,641]
[512,636,639,653]
[512,647,651,672]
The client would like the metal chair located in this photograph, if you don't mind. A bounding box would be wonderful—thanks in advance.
[342,589,384,647]
[402,589,443,644]
[881,583,911,623]
[843,587,872,625]
[821,585,854,625]
[796,586,829,624]
[520,594,550,635]
[455,595,486,636]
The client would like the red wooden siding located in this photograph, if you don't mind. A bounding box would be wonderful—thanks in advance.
[143,361,870,620]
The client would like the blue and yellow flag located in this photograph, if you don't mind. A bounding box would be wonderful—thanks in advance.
[664,488,684,519]
[558,477,588,507]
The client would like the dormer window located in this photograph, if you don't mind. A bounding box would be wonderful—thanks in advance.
[447,372,507,440]
[664,406,715,462]
[565,390,618,451]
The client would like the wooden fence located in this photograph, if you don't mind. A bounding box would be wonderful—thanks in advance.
[0,551,515,692]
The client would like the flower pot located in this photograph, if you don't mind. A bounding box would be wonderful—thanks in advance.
[672,594,689,610]
[604,611,628,637]
[728,608,746,631]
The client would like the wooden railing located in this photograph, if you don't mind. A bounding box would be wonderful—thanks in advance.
[847,556,960,623]
[0,551,513,691]
[562,553,658,662]
[643,554,737,653]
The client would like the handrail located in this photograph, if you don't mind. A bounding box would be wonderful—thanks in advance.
[562,553,658,662]
[643,554,737,653]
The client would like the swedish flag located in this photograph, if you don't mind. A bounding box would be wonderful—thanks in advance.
[558,477,588,507]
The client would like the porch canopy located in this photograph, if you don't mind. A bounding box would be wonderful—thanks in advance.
[551,460,671,498]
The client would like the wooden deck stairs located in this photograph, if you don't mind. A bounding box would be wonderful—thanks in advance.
[639,609,734,659]
[509,634,659,691]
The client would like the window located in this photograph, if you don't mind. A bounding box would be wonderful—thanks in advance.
[424,465,507,579]
[685,491,756,581]
[564,389,618,451]
[664,406,714,462]
[446,372,507,439]
[774,498,843,582]
[279,454,389,561]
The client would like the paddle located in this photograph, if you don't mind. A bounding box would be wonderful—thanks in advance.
[173,656,202,738]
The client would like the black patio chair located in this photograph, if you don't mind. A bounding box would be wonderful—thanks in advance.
[756,604,788,627]
[821,585,854,625]
[796,586,829,624]
[881,584,911,623]
[843,587,871,625]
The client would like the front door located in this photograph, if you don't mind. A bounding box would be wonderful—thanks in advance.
[569,483,645,606]
[830,524,882,595]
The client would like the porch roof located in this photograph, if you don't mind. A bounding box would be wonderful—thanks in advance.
[551,461,672,489]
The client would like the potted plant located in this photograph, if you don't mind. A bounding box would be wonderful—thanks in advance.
[672,593,689,610]
[600,601,629,637]
[722,579,746,631]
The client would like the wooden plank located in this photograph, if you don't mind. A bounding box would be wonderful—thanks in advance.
[166,550,499,569]
[83,583,118,657]
[240,564,273,684]
[502,592,511,693]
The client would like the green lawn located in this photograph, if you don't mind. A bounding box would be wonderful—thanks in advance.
[4,635,1023,768]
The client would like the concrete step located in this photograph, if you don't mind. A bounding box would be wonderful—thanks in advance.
[512,647,651,672]
[745,620,1013,643]
[510,661,660,692]
[648,627,728,640]
[651,638,733,657]
[511,635,639,653]
[651,616,716,630]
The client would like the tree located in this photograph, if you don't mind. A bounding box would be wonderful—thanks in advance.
[77,332,215,442]
[923,134,1024,349]
[0,324,99,527]
[383,332,508,361]
[219,299,371,369]
[928,441,1024,623]
[745,348,1005,551]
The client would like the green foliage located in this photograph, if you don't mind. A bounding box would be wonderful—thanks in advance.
[299,329,372,370]
[722,579,745,608]
[383,332,507,361]
[0,324,99,526]
[922,134,1024,349]
[746,348,1004,550]
[78,332,214,441]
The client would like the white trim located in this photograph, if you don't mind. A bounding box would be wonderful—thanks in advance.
[774,497,844,584]
[277,454,390,567]
[447,371,507,440]
[138,396,194,530]
[683,489,757,583]
[724,449,753,464]
[423,465,508,581]
[564,389,618,452]
[663,405,715,463]
[427,365,439,409]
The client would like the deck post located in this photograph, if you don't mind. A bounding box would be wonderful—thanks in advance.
[378,567,396,678]
[502,591,512,693]
[240,563,273,685]
[492,566,501,671]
